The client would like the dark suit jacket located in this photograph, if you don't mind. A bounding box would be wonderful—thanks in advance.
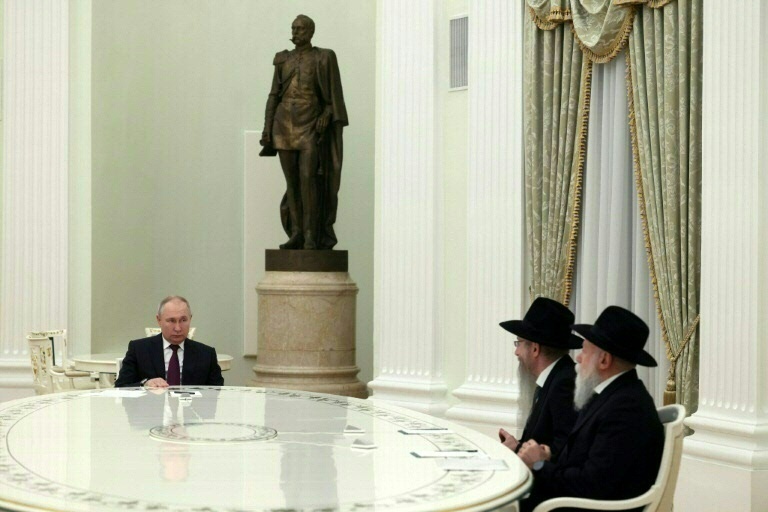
[521,369,664,512]
[115,334,224,388]
[519,356,578,461]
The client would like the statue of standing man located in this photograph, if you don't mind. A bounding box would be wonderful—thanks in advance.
[260,15,348,250]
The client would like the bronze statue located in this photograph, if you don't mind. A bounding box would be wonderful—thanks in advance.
[260,14,348,250]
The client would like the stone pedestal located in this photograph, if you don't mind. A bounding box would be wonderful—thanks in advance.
[251,250,367,398]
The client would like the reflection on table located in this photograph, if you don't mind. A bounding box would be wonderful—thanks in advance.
[0,387,531,512]
[71,352,234,387]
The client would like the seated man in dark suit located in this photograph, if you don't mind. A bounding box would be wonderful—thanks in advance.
[498,297,581,462]
[518,306,664,512]
[115,296,224,388]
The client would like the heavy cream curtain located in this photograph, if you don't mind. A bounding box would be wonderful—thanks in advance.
[524,0,635,304]
[524,12,590,305]
[626,0,702,412]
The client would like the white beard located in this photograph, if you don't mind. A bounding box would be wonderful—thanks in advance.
[574,362,602,411]
[517,364,537,418]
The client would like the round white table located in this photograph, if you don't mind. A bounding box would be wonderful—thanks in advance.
[0,387,531,511]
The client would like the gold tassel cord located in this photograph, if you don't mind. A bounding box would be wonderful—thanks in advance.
[562,58,593,308]
[663,315,700,404]
[548,7,573,22]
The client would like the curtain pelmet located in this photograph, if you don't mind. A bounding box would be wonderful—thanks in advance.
[527,0,637,64]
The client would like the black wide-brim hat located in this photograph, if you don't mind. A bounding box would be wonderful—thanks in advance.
[499,297,583,350]
[571,305,657,367]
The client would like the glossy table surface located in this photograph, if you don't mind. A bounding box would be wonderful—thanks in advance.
[72,352,234,372]
[0,387,530,512]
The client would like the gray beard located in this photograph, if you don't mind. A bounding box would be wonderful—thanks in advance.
[517,364,537,420]
[574,363,602,411]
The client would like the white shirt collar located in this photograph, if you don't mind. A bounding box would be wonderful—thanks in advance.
[594,369,630,394]
[535,356,563,387]
[162,337,185,351]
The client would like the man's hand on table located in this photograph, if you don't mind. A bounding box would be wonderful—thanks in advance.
[143,378,170,389]
[517,439,551,469]
[499,428,520,452]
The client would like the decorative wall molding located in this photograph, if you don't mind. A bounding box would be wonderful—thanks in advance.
[0,0,70,396]
[676,1,768,509]
[369,0,448,415]
[444,0,526,435]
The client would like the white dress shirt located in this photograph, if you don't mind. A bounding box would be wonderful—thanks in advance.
[594,369,630,394]
[536,356,564,387]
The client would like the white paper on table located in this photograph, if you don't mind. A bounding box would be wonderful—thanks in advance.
[411,450,482,458]
[437,458,509,471]
[87,389,146,398]
[398,428,452,435]
[170,390,202,398]
[351,438,377,449]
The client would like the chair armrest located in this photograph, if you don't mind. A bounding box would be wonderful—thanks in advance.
[48,366,68,377]
[63,369,91,378]
[532,491,654,512]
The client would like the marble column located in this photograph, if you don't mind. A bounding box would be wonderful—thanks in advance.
[368,0,448,415]
[444,0,526,437]
[0,0,69,400]
[675,2,768,510]
[447,0,524,434]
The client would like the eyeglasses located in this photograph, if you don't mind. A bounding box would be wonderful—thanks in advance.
[513,339,527,347]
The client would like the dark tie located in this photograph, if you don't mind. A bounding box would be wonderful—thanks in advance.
[521,385,543,436]
[532,385,542,407]
[167,345,181,386]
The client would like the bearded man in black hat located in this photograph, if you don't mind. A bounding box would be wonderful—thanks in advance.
[497,297,581,462]
[518,306,664,512]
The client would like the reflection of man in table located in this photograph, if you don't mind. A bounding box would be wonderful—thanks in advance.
[120,389,221,482]
[120,388,221,430]
[260,14,348,250]
[115,296,224,388]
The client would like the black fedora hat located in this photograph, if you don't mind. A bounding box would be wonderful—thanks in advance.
[499,297,583,350]
[571,306,657,367]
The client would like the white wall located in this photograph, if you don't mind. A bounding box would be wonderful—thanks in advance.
[84,1,375,386]
[440,0,470,401]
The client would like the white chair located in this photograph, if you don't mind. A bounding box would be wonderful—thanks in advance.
[145,327,196,339]
[26,330,96,394]
[533,404,686,512]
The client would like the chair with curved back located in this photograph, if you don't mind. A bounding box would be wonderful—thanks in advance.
[532,404,686,512]
[26,330,96,394]
[144,327,196,339]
